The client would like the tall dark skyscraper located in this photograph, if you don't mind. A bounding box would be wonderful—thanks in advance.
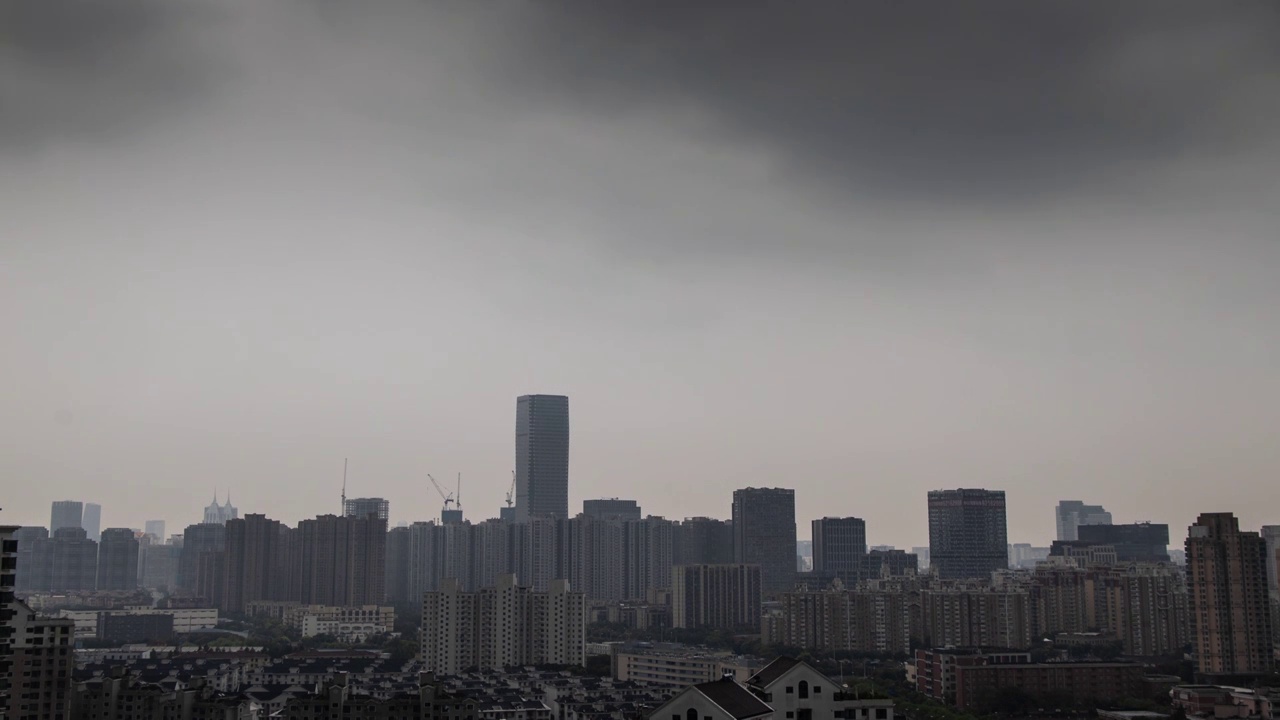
[1185,513,1274,677]
[812,517,867,575]
[49,501,82,535]
[732,487,796,596]
[515,394,570,522]
[928,488,1008,580]
[96,528,139,591]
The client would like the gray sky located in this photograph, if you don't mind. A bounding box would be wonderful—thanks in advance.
[3,1,1279,547]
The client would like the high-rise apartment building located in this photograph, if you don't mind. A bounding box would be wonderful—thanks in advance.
[928,489,1008,580]
[1095,563,1189,658]
[1,526,18,713]
[49,527,98,592]
[1,526,75,720]
[4,527,77,716]
[221,514,294,613]
[12,527,51,594]
[384,525,412,605]
[178,523,227,593]
[1055,500,1112,542]
[1185,513,1273,676]
[343,497,390,521]
[812,517,867,576]
[49,501,83,535]
[582,499,641,522]
[1261,525,1280,600]
[144,520,166,540]
[515,394,570,521]
[671,564,762,631]
[138,544,181,591]
[202,492,239,526]
[96,528,139,591]
[420,574,585,675]
[296,514,387,607]
[81,503,102,542]
[732,488,797,596]
[675,517,734,566]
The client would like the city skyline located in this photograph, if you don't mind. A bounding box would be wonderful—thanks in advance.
[5,2,1280,549]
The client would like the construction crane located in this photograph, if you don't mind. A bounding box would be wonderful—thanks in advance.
[505,470,516,508]
[427,473,454,516]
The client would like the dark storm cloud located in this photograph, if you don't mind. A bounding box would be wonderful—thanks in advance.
[0,0,226,152]
[495,1,1280,201]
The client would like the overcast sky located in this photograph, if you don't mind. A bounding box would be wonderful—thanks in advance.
[3,1,1279,548]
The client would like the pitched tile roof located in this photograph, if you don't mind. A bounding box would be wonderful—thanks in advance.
[694,677,773,720]
[747,656,803,688]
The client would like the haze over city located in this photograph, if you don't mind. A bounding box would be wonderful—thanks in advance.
[4,1,1280,547]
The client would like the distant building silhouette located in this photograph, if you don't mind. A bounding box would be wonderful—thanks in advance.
[202,491,239,526]
[1055,500,1112,542]
[582,498,641,521]
[81,503,102,542]
[49,501,83,535]
[95,528,139,591]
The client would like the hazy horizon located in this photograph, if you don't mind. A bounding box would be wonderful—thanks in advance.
[4,1,1279,548]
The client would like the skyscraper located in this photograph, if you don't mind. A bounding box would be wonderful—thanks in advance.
[81,503,102,542]
[515,394,570,521]
[1055,500,1112,542]
[49,501,82,535]
[96,528,139,591]
[812,517,867,575]
[202,491,239,526]
[343,497,390,521]
[144,520,166,540]
[732,487,796,596]
[928,488,1008,580]
[1185,513,1273,676]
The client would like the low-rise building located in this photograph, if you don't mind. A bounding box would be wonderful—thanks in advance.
[746,657,895,720]
[1169,685,1276,719]
[616,649,760,688]
[915,648,1142,711]
[59,606,218,639]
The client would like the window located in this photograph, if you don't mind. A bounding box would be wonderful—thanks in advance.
[876,710,887,719]
[787,686,794,694]
[799,681,809,699]
[688,709,698,720]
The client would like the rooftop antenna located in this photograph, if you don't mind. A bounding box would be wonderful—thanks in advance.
[341,458,348,515]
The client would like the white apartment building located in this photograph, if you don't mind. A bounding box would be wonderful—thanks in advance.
[288,605,395,641]
[57,607,218,639]
[422,574,585,675]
